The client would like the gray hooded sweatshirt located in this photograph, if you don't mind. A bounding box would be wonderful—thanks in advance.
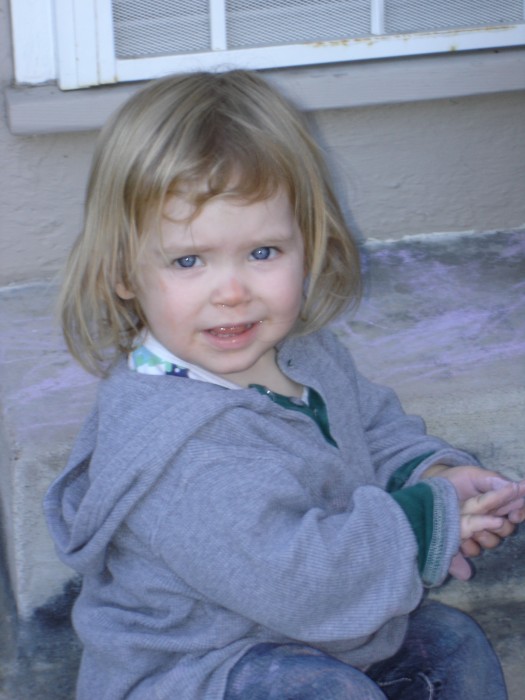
[45,329,474,699]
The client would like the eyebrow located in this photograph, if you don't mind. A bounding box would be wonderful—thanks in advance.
[157,242,212,259]
[161,228,296,253]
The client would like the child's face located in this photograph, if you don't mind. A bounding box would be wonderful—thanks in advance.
[118,189,305,387]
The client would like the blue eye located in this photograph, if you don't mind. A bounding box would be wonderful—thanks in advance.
[250,247,275,261]
[174,255,199,268]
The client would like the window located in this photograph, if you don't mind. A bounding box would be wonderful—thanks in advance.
[10,0,525,90]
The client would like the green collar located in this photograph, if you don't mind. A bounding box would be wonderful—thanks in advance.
[250,384,337,447]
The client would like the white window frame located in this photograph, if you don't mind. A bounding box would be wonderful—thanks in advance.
[10,0,525,91]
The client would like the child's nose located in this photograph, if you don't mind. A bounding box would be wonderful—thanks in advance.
[211,273,251,307]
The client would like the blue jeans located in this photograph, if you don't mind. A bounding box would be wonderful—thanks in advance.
[224,601,507,699]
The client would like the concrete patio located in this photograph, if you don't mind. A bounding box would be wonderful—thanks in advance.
[0,228,523,698]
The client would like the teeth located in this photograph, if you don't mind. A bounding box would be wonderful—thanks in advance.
[209,324,253,337]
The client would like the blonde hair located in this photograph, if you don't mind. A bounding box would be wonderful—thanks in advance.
[60,69,361,375]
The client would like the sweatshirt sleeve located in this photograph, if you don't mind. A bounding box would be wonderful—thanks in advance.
[352,366,480,488]
[391,478,460,587]
[148,459,422,643]
[347,364,466,587]
[140,406,445,646]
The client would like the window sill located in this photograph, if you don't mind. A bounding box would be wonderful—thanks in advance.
[6,48,525,135]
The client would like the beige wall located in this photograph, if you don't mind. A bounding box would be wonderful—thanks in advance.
[315,93,525,242]
[1,0,524,288]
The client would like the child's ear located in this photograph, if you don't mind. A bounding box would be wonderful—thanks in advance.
[115,282,136,300]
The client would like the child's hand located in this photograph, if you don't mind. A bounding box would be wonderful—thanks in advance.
[424,465,525,543]
[424,464,522,505]
[448,482,525,581]
[461,479,525,557]
[491,478,525,522]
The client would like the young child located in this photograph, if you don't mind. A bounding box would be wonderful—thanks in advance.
[45,70,525,700]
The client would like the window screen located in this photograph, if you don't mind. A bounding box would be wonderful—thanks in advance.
[112,0,371,58]
[385,0,523,34]
[225,0,370,50]
[111,1,524,65]
[112,0,211,58]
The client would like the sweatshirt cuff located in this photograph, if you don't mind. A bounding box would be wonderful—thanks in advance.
[386,452,435,493]
[391,478,460,588]
[405,448,482,487]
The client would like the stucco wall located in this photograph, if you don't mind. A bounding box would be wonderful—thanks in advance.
[1,0,525,288]
[314,93,525,241]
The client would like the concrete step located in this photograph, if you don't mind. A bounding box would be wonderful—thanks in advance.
[0,283,97,618]
[0,229,523,697]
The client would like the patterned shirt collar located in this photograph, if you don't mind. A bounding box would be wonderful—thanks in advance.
[128,332,241,391]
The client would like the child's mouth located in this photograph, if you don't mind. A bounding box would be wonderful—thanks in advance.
[207,324,255,338]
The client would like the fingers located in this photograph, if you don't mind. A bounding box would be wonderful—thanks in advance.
[460,513,504,540]
[448,552,473,581]
[434,467,525,508]
[471,530,503,550]
[508,507,525,524]
[436,466,500,500]
[500,480,525,522]
[462,482,523,517]
[459,484,521,539]
[460,538,481,558]
[492,480,525,516]
[484,475,519,492]
[494,499,525,516]
[449,477,524,584]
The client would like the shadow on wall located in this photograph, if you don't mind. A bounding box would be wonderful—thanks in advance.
[0,567,81,700]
